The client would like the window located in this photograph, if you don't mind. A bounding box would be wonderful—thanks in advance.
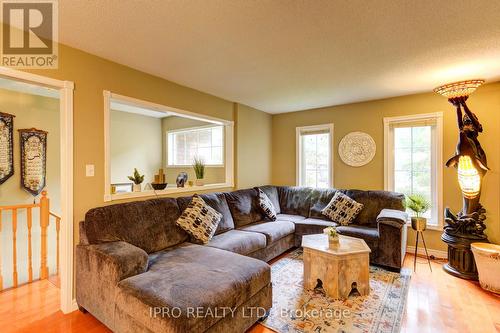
[296,124,333,188]
[384,113,443,227]
[167,125,224,166]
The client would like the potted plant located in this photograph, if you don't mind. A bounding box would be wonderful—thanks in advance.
[128,168,145,192]
[192,157,205,186]
[405,194,431,231]
[323,226,339,246]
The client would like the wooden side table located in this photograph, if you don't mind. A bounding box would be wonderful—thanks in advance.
[302,234,371,299]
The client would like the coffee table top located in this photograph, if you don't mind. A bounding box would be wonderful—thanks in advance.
[302,234,371,256]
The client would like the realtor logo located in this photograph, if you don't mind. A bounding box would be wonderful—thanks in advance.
[1,0,58,68]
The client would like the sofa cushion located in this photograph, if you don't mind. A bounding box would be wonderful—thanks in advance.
[278,186,314,217]
[294,218,338,242]
[176,195,222,245]
[257,186,281,214]
[336,225,379,241]
[296,217,338,228]
[116,244,270,332]
[177,192,234,235]
[336,225,380,254]
[345,190,405,225]
[239,221,295,243]
[207,229,267,255]
[276,213,307,223]
[322,192,364,225]
[225,188,265,227]
[257,188,277,221]
[83,198,187,253]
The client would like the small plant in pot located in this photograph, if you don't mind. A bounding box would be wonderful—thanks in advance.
[323,226,339,246]
[405,194,431,232]
[192,157,205,186]
[128,168,145,192]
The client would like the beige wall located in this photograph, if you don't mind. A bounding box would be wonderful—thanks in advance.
[110,110,163,184]
[161,116,226,184]
[26,43,233,243]
[235,104,273,188]
[0,89,60,207]
[272,82,500,251]
[20,42,272,253]
[0,88,60,288]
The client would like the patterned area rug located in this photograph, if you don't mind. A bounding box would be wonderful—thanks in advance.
[261,249,411,333]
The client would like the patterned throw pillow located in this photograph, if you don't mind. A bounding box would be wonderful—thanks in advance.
[257,188,277,221]
[176,195,222,244]
[321,192,364,226]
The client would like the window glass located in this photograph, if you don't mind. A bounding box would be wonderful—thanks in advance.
[167,126,224,166]
[390,123,439,224]
[298,126,332,188]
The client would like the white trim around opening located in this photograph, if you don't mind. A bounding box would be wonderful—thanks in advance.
[0,66,75,314]
[103,91,235,202]
[296,123,334,188]
[383,112,444,230]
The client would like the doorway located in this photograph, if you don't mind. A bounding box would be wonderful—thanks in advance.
[0,67,74,313]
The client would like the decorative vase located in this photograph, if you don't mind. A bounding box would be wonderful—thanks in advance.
[328,235,339,247]
[195,179,204,186]
[411,217,427,232]
[471,242,500,294]
[133,183,142,192]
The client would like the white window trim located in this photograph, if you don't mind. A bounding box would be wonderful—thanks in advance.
[383,112,443,229]
[296,123,334,188]
[104,91,234,202]
[166,124,225,168]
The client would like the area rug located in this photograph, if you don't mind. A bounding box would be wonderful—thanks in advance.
[261,249,411,333]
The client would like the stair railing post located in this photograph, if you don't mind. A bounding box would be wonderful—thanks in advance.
[27,207,33,282]
[39,191,50,280]
[12,208,18,287]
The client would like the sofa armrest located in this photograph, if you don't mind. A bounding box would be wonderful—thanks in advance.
[376,209,408,270]
[77,241,148,284]
[377,209,408,228]
[76,241,148,326]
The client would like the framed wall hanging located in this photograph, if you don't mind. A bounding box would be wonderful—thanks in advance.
[0,112,15,185]
[338,131,376,167]
[19,128,48,196]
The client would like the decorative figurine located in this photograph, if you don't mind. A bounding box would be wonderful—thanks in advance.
[176,172,188,188]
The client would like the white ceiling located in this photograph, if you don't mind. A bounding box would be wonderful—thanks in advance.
[59,1,500,113]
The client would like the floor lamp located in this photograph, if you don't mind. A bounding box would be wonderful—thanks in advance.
[434,80,489,280]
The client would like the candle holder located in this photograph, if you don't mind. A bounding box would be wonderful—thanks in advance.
[152,168,167,190]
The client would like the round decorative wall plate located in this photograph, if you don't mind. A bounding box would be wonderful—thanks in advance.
[338,132,376,167]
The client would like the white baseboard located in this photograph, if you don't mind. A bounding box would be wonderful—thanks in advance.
[406,246,447,259]
[70,299,79,312]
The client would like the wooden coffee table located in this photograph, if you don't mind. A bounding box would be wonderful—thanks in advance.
[302,234,371,299]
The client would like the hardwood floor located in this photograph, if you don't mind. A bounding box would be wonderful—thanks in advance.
[1,254,499,333]
[0,279,108,333]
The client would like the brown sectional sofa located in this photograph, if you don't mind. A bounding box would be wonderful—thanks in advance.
[76,186,407,333]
